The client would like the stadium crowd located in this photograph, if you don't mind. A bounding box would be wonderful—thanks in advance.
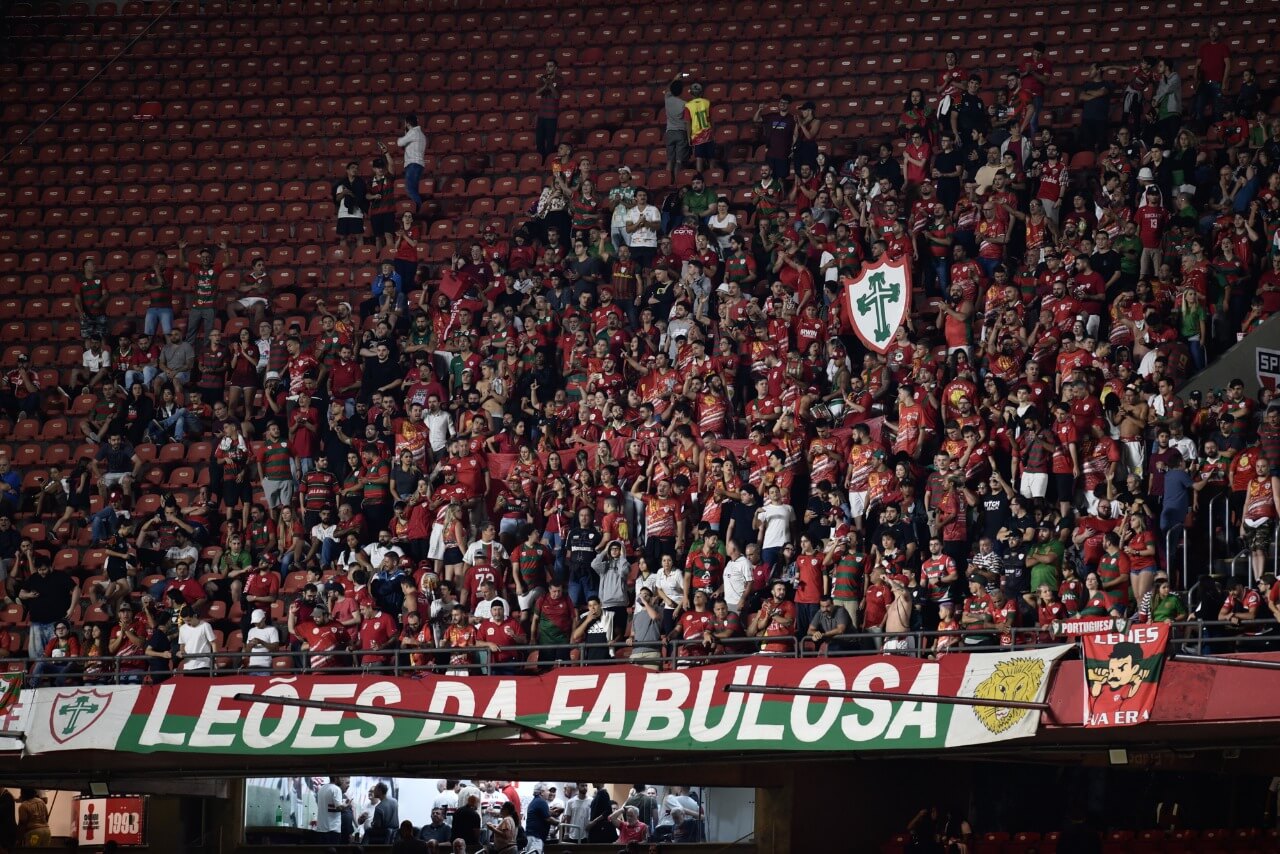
[3,27,1280,685]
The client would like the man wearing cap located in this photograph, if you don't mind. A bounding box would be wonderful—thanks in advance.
[293,603,347,671]
[663,73,691,181]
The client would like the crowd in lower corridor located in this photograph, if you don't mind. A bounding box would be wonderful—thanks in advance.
[4,26,1280,686]
[307,779,696,851]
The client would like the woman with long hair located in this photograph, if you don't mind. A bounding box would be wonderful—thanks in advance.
[440,502,468,585]
[16,788,50,847]
[227,326,260,420]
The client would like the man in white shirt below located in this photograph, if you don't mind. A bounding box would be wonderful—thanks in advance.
[176,606,218,671]
[471,581,505,624]
[559,783,590,843]
[755,484,796,569]
[361,529,404,570]
[315,776,349,845]
[431,780,460,823]
[395,114,427,211]
[423,394,455,454]
[244,608,281,675]
[722,541,758,614]
[624,189,661,269]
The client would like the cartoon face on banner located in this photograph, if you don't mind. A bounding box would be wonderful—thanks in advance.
[843,256,911,355]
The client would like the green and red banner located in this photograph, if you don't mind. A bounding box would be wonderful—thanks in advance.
[0,673,20,716]
[1082,623,1170,727]
[21,650,1069,756]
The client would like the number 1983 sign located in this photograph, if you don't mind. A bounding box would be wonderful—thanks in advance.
[75,795,146,847]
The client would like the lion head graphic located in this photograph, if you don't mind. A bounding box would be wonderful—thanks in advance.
[970,658,1046,734]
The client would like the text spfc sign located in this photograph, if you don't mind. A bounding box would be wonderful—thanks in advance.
[1082,623,1170,727]
[843,255,911,354]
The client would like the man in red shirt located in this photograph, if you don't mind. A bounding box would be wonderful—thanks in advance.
[294,604,348,671]
[1018,41,1053,133]
[748,581,796,653]
[242,557,281,631]
[1191,24,1231,129]
[478,599,527,675]
[163,560,206,613]
[356,601,399,669]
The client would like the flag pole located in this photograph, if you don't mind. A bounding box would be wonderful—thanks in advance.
[723,683,1049,711]
[231,693,514,728]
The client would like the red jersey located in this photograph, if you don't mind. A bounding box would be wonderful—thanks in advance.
[298,621,348,670]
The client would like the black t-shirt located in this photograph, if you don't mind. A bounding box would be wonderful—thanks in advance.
[981,494,1011,541]
[1000,548,1030,597]
[1081,82,1113,122]
[362,358,404,399]
[955,93,989,138]
[96,441,135,474]
[873,520,915,554]
[21,569,76,624]
[1091,250,1121,285]
[723,500,758,551]
[932,148,965,195]
[450,805,481,845]
[579,613,612,660]
[146,627,172,672]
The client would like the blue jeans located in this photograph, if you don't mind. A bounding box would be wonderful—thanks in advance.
[150,408,193,441]
[30,659,77,687]
[144,307,174,336]
[543,530,565,579]
[1193,81,1223,124]
[318,537,337,567]
[1187,337,1206,372]
[925,256,950,297]
[977,257,1002,279]
[90,507,119,544]
[28,621,56,660]
[403,162,424,208]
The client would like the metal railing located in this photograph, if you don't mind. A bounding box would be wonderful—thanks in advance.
[14,620,1278,687]
[1206,492,1227,570]
[1165,523,1188,590]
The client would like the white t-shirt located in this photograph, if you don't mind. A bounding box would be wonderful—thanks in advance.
[397,126,426,167]
[315,782,345,833]
[561,796,591,841]
[707,212,737,251]
[245,624,280,670]
[655,567,685,608]
[178,620,216,670]
[625,204,660,248]
[82,349,111,372]
[756,503,795,549]
[431,790,458,819]
[633,573,659,613]
[819,248,839,283]
[310,522,337,542]
[722,556,755,609]
[363,542,404,568]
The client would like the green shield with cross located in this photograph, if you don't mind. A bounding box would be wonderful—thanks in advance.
[843,256,911,355]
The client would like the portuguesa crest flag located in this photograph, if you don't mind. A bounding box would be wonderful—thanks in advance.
[842,255,910,355]
[1082,622,1170,727]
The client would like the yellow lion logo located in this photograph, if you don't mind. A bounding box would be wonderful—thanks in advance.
[970,658,1046,734]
